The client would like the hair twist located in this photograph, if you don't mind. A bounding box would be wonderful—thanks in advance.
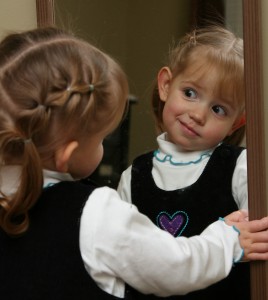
[188,29,197,46]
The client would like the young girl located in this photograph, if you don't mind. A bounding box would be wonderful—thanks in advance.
[118,26,255,299]
[0,27,268,300]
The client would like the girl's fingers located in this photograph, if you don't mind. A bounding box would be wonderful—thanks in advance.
[247,217,268,232]
[247,243,268,253]
[246,252,268,260]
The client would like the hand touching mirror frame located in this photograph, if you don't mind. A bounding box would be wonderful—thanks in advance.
[35,0,268,298]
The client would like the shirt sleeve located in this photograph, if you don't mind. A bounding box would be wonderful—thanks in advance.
[117,166,132,203]
[79,187,243,298]
[232,149,248,210]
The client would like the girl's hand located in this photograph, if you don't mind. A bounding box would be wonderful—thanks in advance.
[225,211,268,261]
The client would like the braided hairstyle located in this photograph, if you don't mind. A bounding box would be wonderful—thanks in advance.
[0,27,129,236]
[152,25,245,145]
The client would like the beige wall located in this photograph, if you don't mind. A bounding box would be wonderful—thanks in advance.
[0,0,37,40]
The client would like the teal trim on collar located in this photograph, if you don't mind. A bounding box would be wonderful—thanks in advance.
[153,149,212,166]
[43,182,55,189]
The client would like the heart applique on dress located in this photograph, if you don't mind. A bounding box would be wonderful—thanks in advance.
[156,211,189,237]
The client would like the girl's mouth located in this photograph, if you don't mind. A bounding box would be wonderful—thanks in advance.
[179,121,199,137]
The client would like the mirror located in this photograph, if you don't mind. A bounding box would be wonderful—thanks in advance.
[52,0,244,187]
[36,0,268,298]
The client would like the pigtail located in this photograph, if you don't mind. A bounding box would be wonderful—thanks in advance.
[0,116,43,236]
[187,29,197,47]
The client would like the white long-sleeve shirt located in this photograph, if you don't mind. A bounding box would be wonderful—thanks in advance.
[0,165,243,298]
[118,133,248,211]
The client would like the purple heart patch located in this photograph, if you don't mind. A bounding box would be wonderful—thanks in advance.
[157,211,188,237]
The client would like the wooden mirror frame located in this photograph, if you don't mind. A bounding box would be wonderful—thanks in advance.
[36,0,268,298]
[36,0,54,28]
[243,0,268,299]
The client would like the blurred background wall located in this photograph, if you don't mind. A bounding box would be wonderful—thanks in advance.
[0,0,36,40]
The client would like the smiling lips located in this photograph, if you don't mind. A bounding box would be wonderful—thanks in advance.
[179,120,199,137]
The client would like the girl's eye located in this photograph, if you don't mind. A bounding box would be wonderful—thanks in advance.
[184,88,197,99]
[212,105,226,116]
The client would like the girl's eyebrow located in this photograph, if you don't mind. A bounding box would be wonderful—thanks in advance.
[214,96,240,114]
[181,80,214,96]
[218,97,233,105]
[180,80,202,90]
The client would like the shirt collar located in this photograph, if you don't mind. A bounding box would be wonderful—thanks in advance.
[156,132,215,165]
[43,169,74,188]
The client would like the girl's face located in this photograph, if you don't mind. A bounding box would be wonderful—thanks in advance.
[158,65,244,151]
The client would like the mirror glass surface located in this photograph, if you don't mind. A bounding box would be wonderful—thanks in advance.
[54,0,243,187]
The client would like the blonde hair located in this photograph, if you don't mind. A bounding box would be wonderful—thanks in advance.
[152,25,245,145]
[0,27,129,236]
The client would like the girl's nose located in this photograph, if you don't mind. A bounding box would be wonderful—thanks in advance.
[189,107,207,125]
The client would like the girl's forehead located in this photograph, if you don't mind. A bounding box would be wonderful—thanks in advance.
[181,58,218,80]
[181,59,237,89]
[179,63,223,92]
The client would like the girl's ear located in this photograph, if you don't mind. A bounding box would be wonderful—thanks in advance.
[55,141,79,173]
[228,114,246,135]
[158,67,172,102]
